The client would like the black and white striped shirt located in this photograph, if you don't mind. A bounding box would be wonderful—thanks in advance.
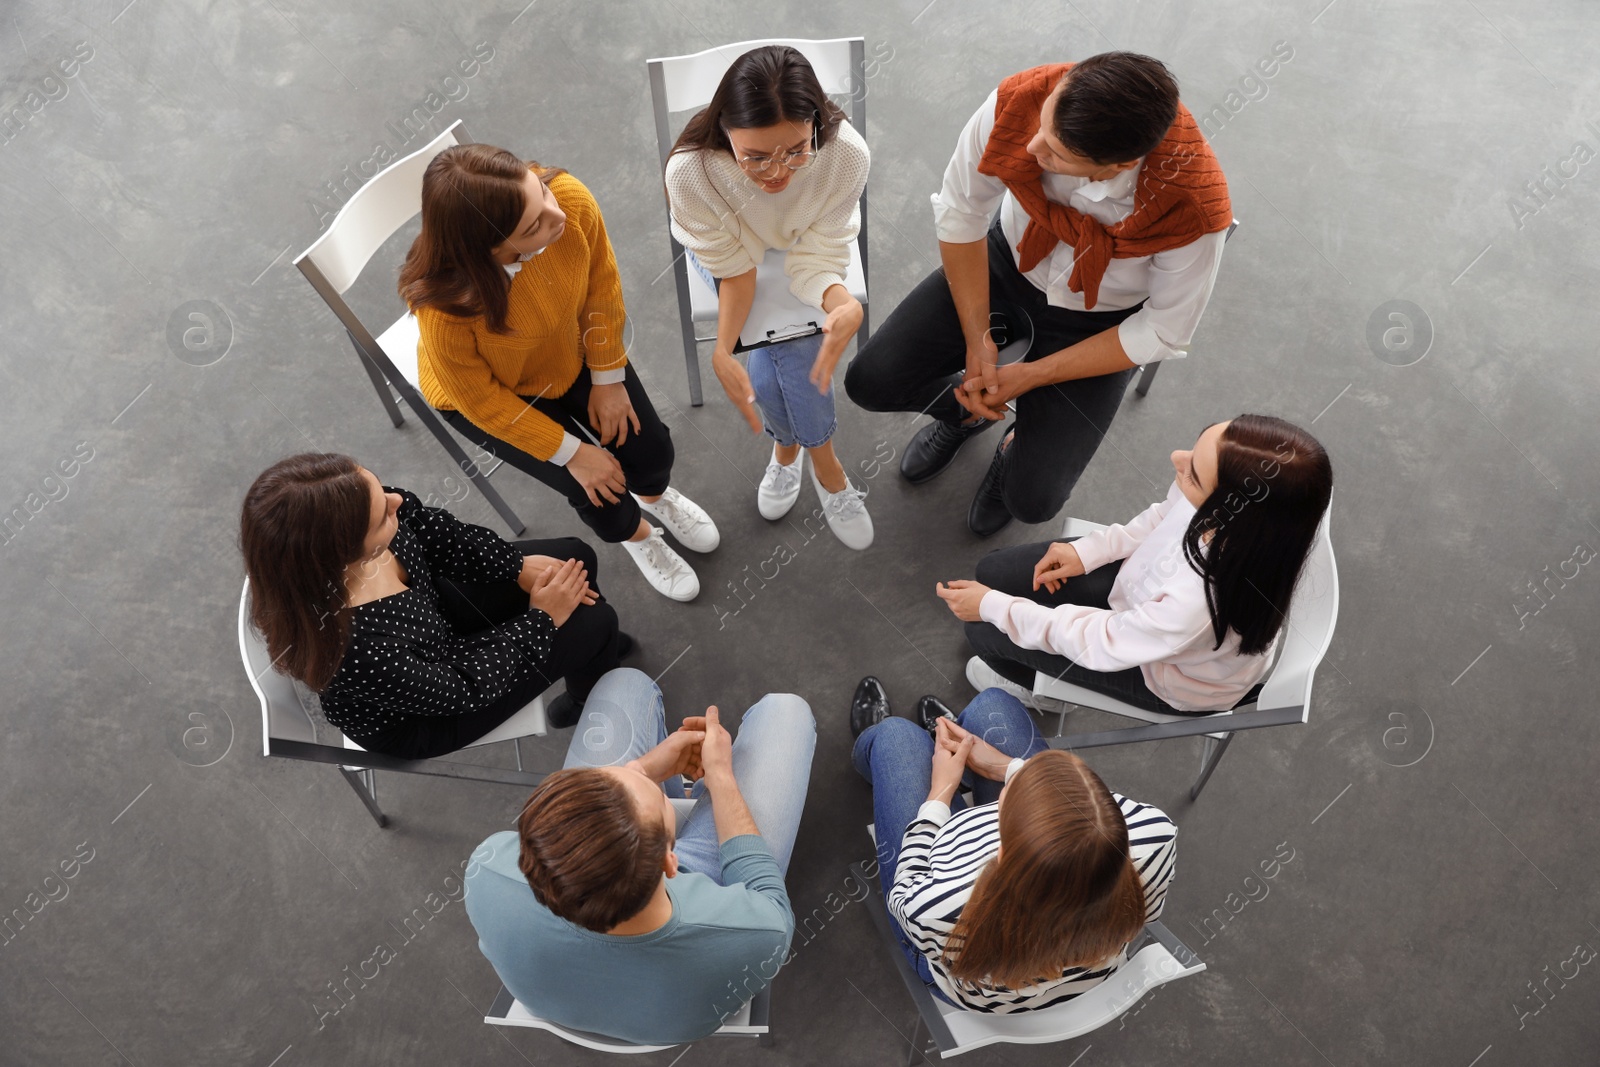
[888,788,1177,1013]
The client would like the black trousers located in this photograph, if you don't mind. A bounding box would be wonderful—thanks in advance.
[965,539,1181,714]
[843,222,1143,524]
[363,537,620,760]
[441,364,674,544]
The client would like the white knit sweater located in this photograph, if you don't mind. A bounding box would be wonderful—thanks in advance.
[665,119,869,309]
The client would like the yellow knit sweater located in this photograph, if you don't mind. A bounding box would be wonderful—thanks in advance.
[416,172,628,462]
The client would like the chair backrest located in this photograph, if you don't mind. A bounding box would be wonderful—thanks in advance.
[647,38,865,162]
[238,580,317,753]
[295,120,469,295]
[1254,506,1339,719]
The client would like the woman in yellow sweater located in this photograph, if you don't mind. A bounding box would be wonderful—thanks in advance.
[399,145,717,602]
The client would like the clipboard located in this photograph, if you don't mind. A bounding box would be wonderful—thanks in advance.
[686,243,867,352]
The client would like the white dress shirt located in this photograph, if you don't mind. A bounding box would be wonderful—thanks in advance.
[977,482,1276,711]
[931,89,1227,366]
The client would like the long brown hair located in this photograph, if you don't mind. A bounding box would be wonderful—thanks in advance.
[239,453,370,691]
[517,768,669,932]
[1183,415,1332,655]
[944,751,1146,988]
[668,45,846,161]
[397,143,565,334]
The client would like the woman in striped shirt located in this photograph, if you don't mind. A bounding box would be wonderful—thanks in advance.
[852,687,1176,1011]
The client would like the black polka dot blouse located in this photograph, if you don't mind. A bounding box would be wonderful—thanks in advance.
[318,488,554,742]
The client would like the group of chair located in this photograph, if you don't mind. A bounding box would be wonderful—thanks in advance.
[241,34,1340,1060]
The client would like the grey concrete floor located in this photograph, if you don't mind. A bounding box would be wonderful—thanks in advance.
[2,0,1598,1064]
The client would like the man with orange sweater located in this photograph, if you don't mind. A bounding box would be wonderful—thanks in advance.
[845,52,1232,536]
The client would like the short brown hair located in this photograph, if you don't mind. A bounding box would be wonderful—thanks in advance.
[1053,52,1180,164]
[944,751,1146,988]
[516,768,668,932]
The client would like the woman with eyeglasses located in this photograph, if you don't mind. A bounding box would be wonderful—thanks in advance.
[664,45,874,548]
[399,145,718,603]
[936,415,1333,715]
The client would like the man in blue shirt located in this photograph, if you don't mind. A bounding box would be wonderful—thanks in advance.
[464,667,815,1045]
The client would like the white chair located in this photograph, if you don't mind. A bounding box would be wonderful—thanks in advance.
[238,580,552,827]
[484,797,774,1051]
[648,38,872,406]
[1031,504,1339,800]
[294,120,527,536]
[849,860,1203,1060]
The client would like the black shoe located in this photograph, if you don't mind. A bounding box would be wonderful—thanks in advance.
[967,437,1014,537]
[617,632,637,659]
[547,692,584,730]
[900,417,998,484]
[916,695,957,737]
[850,675,891,738]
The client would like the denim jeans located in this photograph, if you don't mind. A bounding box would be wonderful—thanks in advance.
[689,251,838,448]
[850,689,1048,990]
[561,667,816,882]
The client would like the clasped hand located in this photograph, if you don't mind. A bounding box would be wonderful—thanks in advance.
[629,706,735,794]
[520,555,598,627]
[929,718,1013,805]
[953,361,1032,422]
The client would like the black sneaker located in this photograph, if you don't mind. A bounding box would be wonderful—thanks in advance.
[850,676,891,738]
[900,416,999,484]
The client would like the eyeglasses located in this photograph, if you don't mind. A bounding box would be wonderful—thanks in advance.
[733,146,816,177]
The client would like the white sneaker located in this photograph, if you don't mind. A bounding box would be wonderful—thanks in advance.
[810,466,874,551]
[636,487,719,553]
[966,656,1070,714]
[622,526,701,601]
[757,446,804,520]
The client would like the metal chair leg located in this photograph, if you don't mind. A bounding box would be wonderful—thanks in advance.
[397,390,527,536]
[1134,359,1161,398]
[513,738,523,773]
[1191,732,1235,801]
[906,1013,924,1067]
[348,333,405,427]
[338,766,389,828]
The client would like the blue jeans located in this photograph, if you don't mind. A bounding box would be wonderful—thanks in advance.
[562,667,816,882]
[850,689,1048,989]
[689,251,837,448]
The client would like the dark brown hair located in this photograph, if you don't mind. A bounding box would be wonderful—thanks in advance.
[397,143,566,334]
[1052,51,1180,164]
[944,751,1146,988]
[668,45,846,161]
[1183,415,1333,656]
[517,768,670,932]
[239,453,371,691]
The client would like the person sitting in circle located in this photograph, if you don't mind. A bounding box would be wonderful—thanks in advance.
[240,452,626,757]
[937,415,1332,715]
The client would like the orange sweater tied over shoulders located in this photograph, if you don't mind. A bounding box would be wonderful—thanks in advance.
[977,63,1232,309]
[415,172,628,462]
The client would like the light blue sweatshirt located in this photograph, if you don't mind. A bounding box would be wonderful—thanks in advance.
[464,829,793,1045]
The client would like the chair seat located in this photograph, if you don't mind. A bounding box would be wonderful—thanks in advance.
[488,986,757,1052]
[686,241,867,329]
[933,941,1198,1055]
[341,691,549,751]
[376,311,422,389]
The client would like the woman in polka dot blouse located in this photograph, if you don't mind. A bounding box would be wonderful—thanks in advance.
[241,453,628,758]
